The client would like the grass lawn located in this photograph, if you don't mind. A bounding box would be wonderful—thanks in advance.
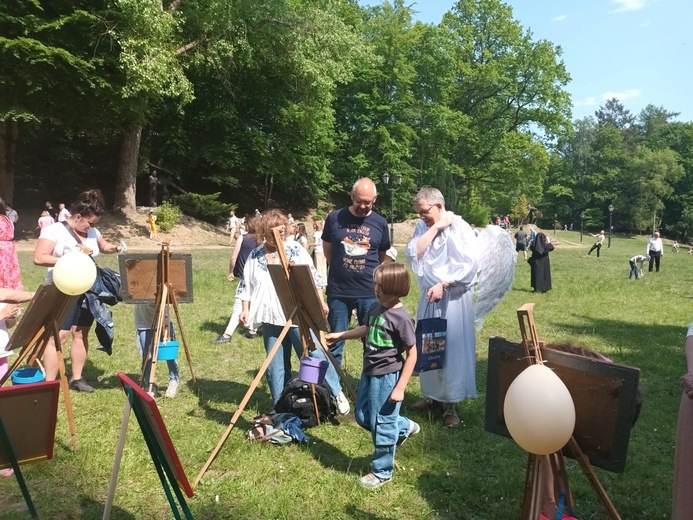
[0,230,688,519]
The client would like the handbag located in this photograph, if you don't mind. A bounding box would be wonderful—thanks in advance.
[415,302,447,373]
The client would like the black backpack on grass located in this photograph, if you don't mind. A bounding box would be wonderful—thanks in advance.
[275,377,336,428]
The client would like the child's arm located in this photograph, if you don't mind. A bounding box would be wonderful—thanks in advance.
[325,325,368,345]
[389,344,417,402]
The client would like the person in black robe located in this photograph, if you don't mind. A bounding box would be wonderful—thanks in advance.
[528,232,553,293]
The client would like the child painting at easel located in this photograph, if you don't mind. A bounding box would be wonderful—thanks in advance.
[134,302,179,398]
[325,262,419,488]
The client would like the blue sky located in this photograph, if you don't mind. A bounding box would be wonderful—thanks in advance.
[358,0,692,123]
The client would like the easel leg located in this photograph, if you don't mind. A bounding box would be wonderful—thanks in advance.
[102,401,132,520]
[169,290,198,391]
[145,285,168,394]
[567,437,621,519]
[53,325,77,450]
[194,312,297,489]
[0,418,38,519]
[521,454,543,520]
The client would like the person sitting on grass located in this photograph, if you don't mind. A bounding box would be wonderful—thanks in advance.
[325,262,420,489]
[629,254,650,280]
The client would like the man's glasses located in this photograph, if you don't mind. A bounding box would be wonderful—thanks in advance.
[352,197,375,208]
[417,205,437,217]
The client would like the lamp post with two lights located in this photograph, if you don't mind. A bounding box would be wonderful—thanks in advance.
[382,172,402,244]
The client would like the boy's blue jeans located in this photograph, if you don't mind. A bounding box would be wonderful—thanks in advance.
[354,371,413,480]
[262,323,342,405]
[629,259,639,279]
[327,296,377,367]
[137,329,179,386]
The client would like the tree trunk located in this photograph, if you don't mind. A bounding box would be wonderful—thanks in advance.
[113,122,142,213]
[0,121,19,204]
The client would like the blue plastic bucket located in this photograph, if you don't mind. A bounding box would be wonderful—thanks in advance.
[11,367,46,385]
[298,357,328,385]
[157,341,180,361]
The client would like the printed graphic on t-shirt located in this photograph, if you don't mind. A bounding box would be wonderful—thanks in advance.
[340,224,372,272]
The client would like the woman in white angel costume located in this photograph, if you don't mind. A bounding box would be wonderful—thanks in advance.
[406,187,515,427]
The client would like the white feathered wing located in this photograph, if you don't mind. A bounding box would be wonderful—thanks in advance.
[473,225,517,325]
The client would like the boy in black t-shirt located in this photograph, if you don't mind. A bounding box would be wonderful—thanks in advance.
[326,262,419,489]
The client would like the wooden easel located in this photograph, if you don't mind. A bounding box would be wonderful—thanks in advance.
[193,226,356,488]
[516,303,621,520]
[142,242,197,394]
[0,284,79,449]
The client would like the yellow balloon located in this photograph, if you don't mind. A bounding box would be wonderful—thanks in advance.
[503,363,576,455]
[53,251,97,296]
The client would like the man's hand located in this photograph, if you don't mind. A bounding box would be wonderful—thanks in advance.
[324,332,341,345]
[434,211,454,231]
[426,282,444,303]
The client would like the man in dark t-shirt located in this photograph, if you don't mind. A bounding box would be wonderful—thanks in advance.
[322,178,391,368]
[514,226,528,260]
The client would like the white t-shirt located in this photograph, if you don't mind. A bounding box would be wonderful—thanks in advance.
[313,231,323,254]
[57,208,71,222]
[39,221,102,281]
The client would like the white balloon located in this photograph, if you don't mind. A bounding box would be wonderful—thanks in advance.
[53,251,97,296]
[503,363,576,455]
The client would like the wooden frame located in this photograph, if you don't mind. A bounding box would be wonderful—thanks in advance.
[485,336,640,473]
[119,253,194,304]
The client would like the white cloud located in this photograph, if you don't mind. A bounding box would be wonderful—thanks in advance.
[574,96,598,107]
[552,15,567,22]
[609,0,646,13]
[601,89,642,101]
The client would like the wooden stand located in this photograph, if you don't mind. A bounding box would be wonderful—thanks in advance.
[193,226,355,488]
[516,303,620,520]
[0,380,61,519]
[0,284,79,449]
[104,373,195,520]
[142,243,197,394]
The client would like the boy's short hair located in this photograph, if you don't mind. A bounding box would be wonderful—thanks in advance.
[373,262,410,298]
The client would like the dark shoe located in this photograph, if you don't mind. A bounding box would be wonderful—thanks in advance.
[442,405,461,428]
[97,344,112,356]
[213,334,232,343]
[411,397,439,412]
[69,378,94,393]
[245,329,258,339]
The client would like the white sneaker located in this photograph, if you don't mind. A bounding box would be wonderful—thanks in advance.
[165,380,179,398]
[335,391,350,415]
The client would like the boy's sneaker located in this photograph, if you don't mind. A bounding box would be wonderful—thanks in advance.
[397,420,421,446]
[359,473,391,489]
[334,391,350,415]
[69,378,94,393]
[165,380,179,398]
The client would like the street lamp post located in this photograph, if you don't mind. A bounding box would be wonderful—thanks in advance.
[608,204,614,248]
[382,172,402,244]
[554,213,558,235]
[580,212,585,242]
